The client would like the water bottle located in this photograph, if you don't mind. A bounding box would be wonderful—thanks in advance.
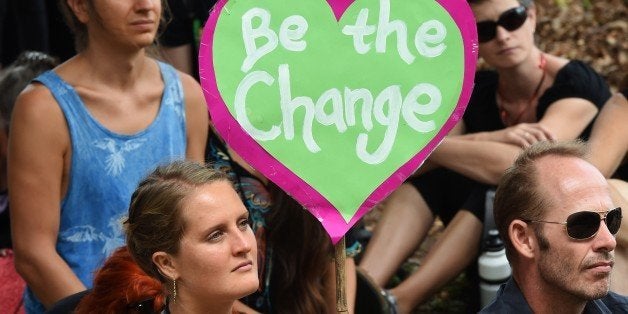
[478,229,511,308]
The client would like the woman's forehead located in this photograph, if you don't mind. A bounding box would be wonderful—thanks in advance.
[472,0,521,20]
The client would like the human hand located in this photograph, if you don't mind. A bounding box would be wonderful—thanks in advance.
[491,123,555,148]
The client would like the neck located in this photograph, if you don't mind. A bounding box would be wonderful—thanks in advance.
[168,294,234,314]
[77,39,151,89]
[497,49,547,100]
[496,50,547,125]
[514,271,587,314]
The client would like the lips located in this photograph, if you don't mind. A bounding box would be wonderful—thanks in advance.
[497,47,517,55]
[585,260,614,274]
[130,19,156,31]
[232,260,253,272]
[131,19,154,25]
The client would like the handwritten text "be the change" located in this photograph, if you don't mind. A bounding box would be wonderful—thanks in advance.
[235,0,448,164]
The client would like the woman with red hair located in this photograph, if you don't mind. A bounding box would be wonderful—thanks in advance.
[73,246,165,314]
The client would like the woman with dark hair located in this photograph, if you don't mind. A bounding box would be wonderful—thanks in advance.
[359,0,611,311]
[9,0,208,312]
[206,132,359,313]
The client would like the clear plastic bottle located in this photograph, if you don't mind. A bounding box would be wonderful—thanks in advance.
[478,229,511,307]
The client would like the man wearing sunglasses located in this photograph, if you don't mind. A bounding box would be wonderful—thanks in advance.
[359,0,613,311]
[481,140,628,313]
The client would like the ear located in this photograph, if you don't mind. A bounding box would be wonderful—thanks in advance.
[66,0,90,24]
[152,251,179,281]
[509,219,536,259]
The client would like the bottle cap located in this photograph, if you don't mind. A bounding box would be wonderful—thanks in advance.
[484,229,505,252]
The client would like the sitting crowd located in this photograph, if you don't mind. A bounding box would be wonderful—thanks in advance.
[0,0,626,313]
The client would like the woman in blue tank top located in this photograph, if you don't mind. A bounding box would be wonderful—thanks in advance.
[8,0,208,312]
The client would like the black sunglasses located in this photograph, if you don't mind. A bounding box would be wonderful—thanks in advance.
[476,6,528,43]
[523,207,622,240]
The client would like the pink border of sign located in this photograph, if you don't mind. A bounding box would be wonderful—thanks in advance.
[199,0,478,244]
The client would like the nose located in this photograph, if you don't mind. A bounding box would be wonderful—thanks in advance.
[592,220,617,253]
[134,0,157,11]
[232,228,253,255]
[494,25,511,42]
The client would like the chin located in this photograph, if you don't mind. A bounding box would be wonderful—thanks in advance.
[246,274,260,291]
[494,56,525,69]
[236,276,260,299]
[579,282,610,300]
[138,39,157,48]
[585,288,610,301]
[486,49,526,68]
[132,33,157,47]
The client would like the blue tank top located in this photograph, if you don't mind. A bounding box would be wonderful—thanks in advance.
[24,62,187,313]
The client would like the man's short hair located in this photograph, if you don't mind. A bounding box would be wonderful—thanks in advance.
[493,140,589,261]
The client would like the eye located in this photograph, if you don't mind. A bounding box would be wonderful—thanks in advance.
[238,218,250,230]
[207,230,224,242]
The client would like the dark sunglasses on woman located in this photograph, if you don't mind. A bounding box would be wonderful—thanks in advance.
[476,6,528,43]
[523,207,622,240]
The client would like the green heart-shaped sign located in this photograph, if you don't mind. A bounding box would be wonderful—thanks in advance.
[200,0,477,242]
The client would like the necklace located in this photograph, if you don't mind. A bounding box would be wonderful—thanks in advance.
[497,53,547,126]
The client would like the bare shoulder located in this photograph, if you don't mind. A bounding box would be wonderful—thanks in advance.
[12,82,68,140]
[178,70,203,93]
[175,70,208,162]
[544,54,570,76]
[15,83,62,118]
[177,70,207,108]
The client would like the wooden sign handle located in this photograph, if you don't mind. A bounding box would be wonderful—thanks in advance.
[335,236,348,313]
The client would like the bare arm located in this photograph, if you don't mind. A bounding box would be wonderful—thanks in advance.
[458,122,555,147]
[608,179,628,248]
[181,73,209,163]
[429,138,521,184]
[588,93,628,178]
[538,97,599,140]
[9,86,86,308]
[430,98,599,184]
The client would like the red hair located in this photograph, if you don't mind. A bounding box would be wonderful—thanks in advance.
[75,246,166,313]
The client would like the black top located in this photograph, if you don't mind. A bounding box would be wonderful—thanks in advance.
[0,190,10,248]
[463,60,611,140]
[479,277,628,313]
[46,289,90,314]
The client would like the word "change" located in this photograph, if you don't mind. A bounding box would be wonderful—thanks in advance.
[235,64,441,164]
